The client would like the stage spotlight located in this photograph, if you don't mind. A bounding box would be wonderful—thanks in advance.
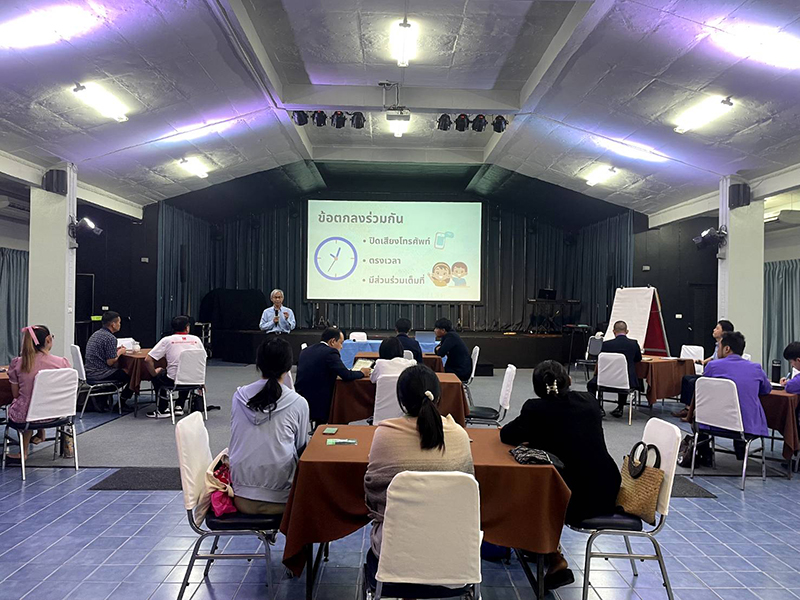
[437,114,451,131]
[350,111,365,129]
[292,111,308,126]
[492,115,508,133]
[471,114,488,132]
[693,226,727,250]
[454,113,469,132]
[311,111,327,127]
[331,111,347,129]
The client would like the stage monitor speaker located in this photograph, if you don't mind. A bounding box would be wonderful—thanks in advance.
[43,169,68,195]
[729,183,751,209]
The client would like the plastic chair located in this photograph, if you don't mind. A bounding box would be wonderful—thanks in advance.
[466,364,515,427]
[300,343,308,351]
[363,471,482,600]
[568,418,681,600]
[680,345,704,375]
[462,346,480,407]
[373,374,403,424]
[175,413,280,600]
[2,368,79,481]
[71,344,125,419]
[349,332,368,342]
[159,348,207,424]
[403,350,413,361]
[743,353,752,362]
[284,370,294,390]
[596,353,640,425]
[575,335,604,379]
[692,377,765,490]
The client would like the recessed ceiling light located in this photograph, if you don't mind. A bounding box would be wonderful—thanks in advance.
[584,164,617,187]
[178,157,208,179]
[705,19,800,69]
[0,5,104,49]
[390,18,418,67]
[72,82,128,122]
[674,96,734,134]
[596,137,668,162]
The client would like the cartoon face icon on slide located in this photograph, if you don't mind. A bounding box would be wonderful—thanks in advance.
[450,262,468,286]
[429,262,451,287]
[314,237,358,280]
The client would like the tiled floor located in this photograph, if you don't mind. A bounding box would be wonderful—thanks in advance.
[2,467,800,600]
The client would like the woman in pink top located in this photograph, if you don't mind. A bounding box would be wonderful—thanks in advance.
[7,325,70,460]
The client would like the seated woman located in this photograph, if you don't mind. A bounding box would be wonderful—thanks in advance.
[7,325,71,462]
[229,336,309,515]
[369,336,416,383]
[500,360,621,590]
[364,364,474,557]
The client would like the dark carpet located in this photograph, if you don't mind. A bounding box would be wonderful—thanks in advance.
[90,467,182,491]
[671,475,716,498]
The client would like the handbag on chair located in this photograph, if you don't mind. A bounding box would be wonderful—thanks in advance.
[616,441,664,525]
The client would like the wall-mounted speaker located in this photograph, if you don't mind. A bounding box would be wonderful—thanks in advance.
[43,169,68,195]
[728,183,751,209]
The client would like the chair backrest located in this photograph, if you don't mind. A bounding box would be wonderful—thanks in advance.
[349,331,368,341]
[175,412,214,525]
[403,350,413,360]
[284,370,294,390]
[695,377,743,433]
[597,353,630,390]
[498,364,516,411]
[26,368,79,422]
[69,344,87,380]
[174,348,207,386]
[680,345,704,361]
[377,471,482,586]
[641,418,681,516]
[742,353,752,362]
[586,335,604,358]
[300,343,308,351]
[469,346,480,380]
[374,374,404,424]
[793,367,800,378]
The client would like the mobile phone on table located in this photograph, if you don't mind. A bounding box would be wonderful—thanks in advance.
[322,427,338,435]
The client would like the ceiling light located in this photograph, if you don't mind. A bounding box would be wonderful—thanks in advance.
[471,114,488,132]
[492,116,508,133]
[170,119,235,142]
[351,112,365,129]
[596,137,668,162]
[331,111,347,129]
[311,111,327,127]
[454,114,470,132]
[386,112,411,138]
[72,82,128,122]
[674,96,734,134]
[292,111,308,126]
[584,164,617,187]
[178,158,208,179]
[705,19,800,69]
[0,5,103,50]
[390,18,418,67]
[437,114,451,131]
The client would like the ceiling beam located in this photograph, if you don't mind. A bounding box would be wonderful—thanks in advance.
[312,147,483,164]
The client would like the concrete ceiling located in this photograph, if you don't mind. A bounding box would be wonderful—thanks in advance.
[1,0,800,218]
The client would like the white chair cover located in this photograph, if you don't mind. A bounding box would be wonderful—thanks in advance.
[469,346,480,380]
[642,418,681,516]
[793,367,800,379]
[403,350,413,360]
[350,331,368,341]
[695,377,744,433]
[300,343,308,351]
[498,364,516,411]
[373,374,403,424]
[680,345,704,361]
[26,368,79,422]
[175,348,207,386]
[175,412,214,525]
[284,370,294,390]
[597,353,630,390]
[70,345,87,380]
[743,353,752,362]
[377,471,482,586]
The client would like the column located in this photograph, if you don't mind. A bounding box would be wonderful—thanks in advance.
[28,163,77,359]
[717,175,765,363]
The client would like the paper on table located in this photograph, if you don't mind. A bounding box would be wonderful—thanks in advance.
[117,338,136,351]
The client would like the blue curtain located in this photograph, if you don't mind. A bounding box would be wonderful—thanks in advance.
[763,259,800,370]
[157,204,213,334]
[0,248,28,364]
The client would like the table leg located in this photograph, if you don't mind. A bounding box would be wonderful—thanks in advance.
[514,549,546,599]
[305,542,330,600]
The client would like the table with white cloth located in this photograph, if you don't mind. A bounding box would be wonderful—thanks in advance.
[339,340,439,368]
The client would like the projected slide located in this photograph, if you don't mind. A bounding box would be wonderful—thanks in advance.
[307,200,482,302]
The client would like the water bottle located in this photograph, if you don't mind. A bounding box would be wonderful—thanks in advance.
[772,360,782,383]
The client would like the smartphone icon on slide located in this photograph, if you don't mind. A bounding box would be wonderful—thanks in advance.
[434,231,454,249]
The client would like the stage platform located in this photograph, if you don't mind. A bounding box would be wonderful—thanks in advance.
[213,330,569,369]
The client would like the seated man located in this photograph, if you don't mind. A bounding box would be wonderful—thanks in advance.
[394,318,422,363]
[83,311,133,410]
[433,318,472,382]
[145,315,205,419]
[586,320,642,418]
[260,289,296,334]
[780,342,800,394]
[295,327,370,424]
[675,319,734,417]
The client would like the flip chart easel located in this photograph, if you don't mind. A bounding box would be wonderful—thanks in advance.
[604,287,670,357]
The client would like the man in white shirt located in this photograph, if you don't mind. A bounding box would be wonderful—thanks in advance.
[260,289,296,334]
[145,315,205,419]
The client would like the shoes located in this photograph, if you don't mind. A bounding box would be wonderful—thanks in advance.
[673,408,689,418]
[544,568,575,591]
[173,406,184,417]
[599,406,606,417]
[611,407,624,418]
[147,409,172,419]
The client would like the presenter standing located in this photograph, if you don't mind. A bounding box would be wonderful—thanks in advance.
[260,289,296,334]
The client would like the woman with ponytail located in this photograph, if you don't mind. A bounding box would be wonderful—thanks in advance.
[364,364,473,557]
[7,326,71,461]
[228,336,309,515]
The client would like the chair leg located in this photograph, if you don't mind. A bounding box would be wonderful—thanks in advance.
[771,429,775,452]
[203,535,220,577]
[170,392,176,425]
[53,427,59,461]
[761,438,766,482]
[472,582,480,600]
[690,431,698,479]
[20,433,26,482]
[623,535,638,576]
[582,531,599,600]
[71,423,79,471]
[650,535,675,600]
[259,533,274,597]
[628,392,633,426]
[711,436,717,470]
[202,387,208,421]
[2,425,8,469]
[179,536,204,600]
[741,439,753,491]
[79,388,91,419]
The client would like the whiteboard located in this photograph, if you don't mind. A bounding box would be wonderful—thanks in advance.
[604,287,655,351]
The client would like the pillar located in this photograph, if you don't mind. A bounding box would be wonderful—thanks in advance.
[28,164,77,359]
[717,175,765,363]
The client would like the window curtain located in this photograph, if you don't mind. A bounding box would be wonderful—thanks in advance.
[763,259,800,370]
[157,204,213,335]
[0,248,28,364]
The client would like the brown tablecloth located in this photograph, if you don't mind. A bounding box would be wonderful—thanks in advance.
[280,426,571,576]
[118,349,155,392]
[0,370,12,407]
[761,390,800,460]
[636,357,695,405]
[355,352,444,373]
[329,372,468,426]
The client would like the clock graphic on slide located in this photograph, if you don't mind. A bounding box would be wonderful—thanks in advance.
[314,236,358,280]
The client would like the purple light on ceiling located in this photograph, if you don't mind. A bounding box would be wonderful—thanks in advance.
[705,19,800,69]
[596,137,669,163]
[0,4,105,50]
[166,119,237,142]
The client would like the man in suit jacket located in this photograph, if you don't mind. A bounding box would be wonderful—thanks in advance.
[433,318,472,382]
[295,328,371,424]
[395,318,423,362]
[587,320,642,418]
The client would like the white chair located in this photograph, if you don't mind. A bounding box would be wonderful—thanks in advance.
[568,418,681,600]
[363,471,482,600]
[175,413,280,600]
[284,370,294,390]
[373,374,403,424]
[596,353,639,425]
[692,377,765,490]
[462,346,480,407]
[71,344,125,419]
[159,348,207,424]
[403,350,413,361]
[300,343,308,351]
[349,331,368,342]
[466,364,516,427]
[2,368,79,481]
[743,353,752,362]
[680,344,705,375]
[793,367,800,379]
